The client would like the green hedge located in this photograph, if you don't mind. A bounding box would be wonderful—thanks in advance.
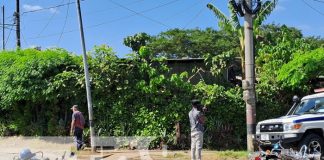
[0,47,289,150]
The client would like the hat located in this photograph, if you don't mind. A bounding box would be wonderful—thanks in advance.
[70,105,78,110]
[19,149,36,160]
[191,99,201,106]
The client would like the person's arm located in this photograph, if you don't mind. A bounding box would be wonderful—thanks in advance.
[70,113,75,135]
[70,120,75,135]
[197,112,206,124]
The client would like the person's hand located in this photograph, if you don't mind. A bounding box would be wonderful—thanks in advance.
[70,130,74,136]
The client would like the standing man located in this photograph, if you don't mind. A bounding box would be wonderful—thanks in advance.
[189,100,205,160]
[70,105,86,151]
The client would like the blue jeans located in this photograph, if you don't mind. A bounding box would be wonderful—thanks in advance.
[73,127,84,150]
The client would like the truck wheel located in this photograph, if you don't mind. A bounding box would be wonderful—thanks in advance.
[298,133,324,156]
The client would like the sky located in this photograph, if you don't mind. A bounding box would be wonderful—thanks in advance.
[1,0,324,57]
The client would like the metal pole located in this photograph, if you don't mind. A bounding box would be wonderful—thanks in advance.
[75,0,96,152]
[243,0,256,152]
[2,5,4,50]
[15,0,21,48]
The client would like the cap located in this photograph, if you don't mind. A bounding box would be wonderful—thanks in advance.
[70,105,78,110]
[191,99,201,106]
[19,149,36,160]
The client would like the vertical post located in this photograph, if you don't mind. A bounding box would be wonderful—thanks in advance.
[2,5,4,50]
[15,0,21,48]
[243,0,256,152]
[75,0,96,152]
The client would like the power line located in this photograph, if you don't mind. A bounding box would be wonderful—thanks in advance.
[108,0,171,28]
[21,31,29,47]
[163,0,202,21]
[57,0,71,45]
[27,0,181,40]
[22,1,75,14]
[86,0,146,16]
[5,22,14,47]
[0,25,17,31]
[302,0,324,16]
[312,0,324,3]
[36,0,65,38]
[183,0,213,29]
[22,0,146,23]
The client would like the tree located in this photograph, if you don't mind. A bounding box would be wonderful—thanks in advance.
[123,32,151,53]
[0,48,84,135]
[207,0,277,76]
[147,28,238,58]
[277,48,324,91]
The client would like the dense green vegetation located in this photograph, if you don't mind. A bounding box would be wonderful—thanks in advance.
[0,0,323,150]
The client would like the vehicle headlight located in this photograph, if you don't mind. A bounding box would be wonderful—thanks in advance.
[283,123,302,131]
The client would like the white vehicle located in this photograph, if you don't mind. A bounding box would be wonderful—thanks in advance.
[255,92,324,156]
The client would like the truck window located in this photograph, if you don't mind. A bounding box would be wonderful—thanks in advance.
[294,97,324,115]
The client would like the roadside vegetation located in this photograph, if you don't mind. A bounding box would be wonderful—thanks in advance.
[0,0,324,151]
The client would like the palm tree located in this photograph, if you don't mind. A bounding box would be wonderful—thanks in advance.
[207,0,277,76]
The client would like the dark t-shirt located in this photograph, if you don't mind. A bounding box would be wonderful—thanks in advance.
[72,111,85,129]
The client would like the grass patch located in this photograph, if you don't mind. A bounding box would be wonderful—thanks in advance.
[215,150,248,159]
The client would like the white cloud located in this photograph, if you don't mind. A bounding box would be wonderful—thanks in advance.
[23,4,43,12]
[23,4,59,13]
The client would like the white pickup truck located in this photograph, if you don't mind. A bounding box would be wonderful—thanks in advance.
[255,92,324,155]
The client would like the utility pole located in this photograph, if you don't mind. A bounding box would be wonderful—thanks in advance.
[243,0,256,152]
[75,0,96,152]
[230,0,261,152]
[15,0,21,48]
[2,5,4,50]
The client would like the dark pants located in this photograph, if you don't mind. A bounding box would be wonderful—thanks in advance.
[73,127,84,150]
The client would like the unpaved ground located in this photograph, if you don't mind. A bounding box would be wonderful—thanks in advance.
[77,150,247,160]
[0,137,247,160]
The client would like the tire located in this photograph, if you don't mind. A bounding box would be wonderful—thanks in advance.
[298,133,324,158]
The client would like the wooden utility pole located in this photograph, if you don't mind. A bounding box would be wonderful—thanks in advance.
[15,0,21,48]
[75,0,96,152]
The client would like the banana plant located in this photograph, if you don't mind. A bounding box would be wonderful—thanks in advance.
[207,0,277,77]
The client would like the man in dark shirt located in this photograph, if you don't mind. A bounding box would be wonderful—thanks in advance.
[70,105,86,151]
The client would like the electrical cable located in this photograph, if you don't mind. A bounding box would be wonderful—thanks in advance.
[23,0,145,23]
[27,0,181,40]
[57,0,71,45]
[302,0,324,16]
[86,0,146,16]
[86,0,181,29]
[0,25,17,30]
[21,31,29,47]
[108,0,170,28]
[312,0,324,3]
[183,0,214,29]
[36,0,65,38]
[22,1,75,14]
[5,21,14,47]
[163,0,202,21]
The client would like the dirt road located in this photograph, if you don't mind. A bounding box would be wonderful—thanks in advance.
[0,137,247,160]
